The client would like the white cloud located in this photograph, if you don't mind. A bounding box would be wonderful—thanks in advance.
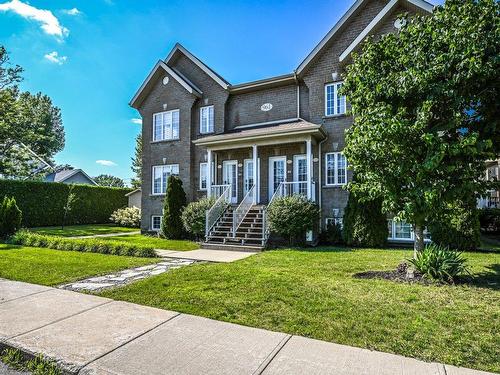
[131,118,142,125]
[96,160,117,167]
[62,8,81,16]
[44,51,67,65]
[0,0,68,38]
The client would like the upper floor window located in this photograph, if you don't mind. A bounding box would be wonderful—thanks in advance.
[325,152,347,186]
[200,105,214,134]
[152,164,179,195]
[325,82,346,116]
[153,109,179,142]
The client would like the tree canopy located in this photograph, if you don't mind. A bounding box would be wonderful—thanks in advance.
[94,174,125,188]
[0,46,65,178]
[130,133,142,189]
[342,0,499,252]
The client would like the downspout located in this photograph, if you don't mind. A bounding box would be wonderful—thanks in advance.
[294,71,300,118]
[318,134,328,230]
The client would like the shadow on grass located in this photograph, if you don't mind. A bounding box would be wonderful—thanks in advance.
[465,263,500,291]
[267,245,354,253]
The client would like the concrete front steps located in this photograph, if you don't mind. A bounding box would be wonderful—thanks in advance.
[203,205,266,252]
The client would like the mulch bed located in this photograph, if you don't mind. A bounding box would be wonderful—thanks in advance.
[354,262,434,285]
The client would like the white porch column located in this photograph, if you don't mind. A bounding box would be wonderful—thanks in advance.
[252,144,258,204]
[207,149,212,198]
[306,138,312,200]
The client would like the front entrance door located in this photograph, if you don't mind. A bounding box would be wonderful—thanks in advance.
[222,160,238,204]
[268,156,286,201]
[293,155,307,195]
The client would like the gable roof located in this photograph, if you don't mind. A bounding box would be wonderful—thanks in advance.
[45,169,97,185]
[339,0,433,62]
[295,0,433,75]
[129,60,202,109]
[165,43,230,90]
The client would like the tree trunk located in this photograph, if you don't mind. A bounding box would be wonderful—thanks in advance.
[413,224,425,258]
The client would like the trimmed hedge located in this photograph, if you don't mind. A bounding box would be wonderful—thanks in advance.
[0,179,131,227]
[9,231,157,258]
[479,208,500,234]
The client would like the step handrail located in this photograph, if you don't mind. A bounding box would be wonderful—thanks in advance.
[205,184,231,240]
[232,185,255,237]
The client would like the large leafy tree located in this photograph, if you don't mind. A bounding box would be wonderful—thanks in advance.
[0,46,65,178]
[94,174,125,188]
[130,133,142,189]
[343,0,499,254]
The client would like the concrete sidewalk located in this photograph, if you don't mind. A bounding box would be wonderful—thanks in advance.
[0,280,495,375]
[155,248,257,262]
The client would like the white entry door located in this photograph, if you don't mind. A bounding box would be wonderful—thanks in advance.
[223,160,238,204]
[293,155,307,195]
[244,159,260,203]
[268,156,286,201]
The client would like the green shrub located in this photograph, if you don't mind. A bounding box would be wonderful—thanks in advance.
[429,200,480,251]
[0,196,22,239]
[267,195,319,246]
[408,243,470,283]
[343,194,387,248]
[110,207,141,227]
[161,176,187,239]
[478,208,500,234]
[181,197,216,240]
[9,231,156,258]
[319,221,344,245]
[0,179,131,227]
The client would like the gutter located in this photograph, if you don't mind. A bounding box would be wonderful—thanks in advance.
[318,133,329,229]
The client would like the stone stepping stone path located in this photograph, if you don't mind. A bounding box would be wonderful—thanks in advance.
[59,258,197,292]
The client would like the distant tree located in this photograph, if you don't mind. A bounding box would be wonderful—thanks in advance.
[94,174,125,188]
[130,133,142,189]
[54,164,74,172]
[342,0,499,256]
[0,46,65,179]
[161,175,187,239]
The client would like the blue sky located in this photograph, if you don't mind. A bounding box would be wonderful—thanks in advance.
[1,0,440,184]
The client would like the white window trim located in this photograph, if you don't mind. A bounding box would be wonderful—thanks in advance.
[151,215,162,231]
[200,105,214,134]
[324,82,346,116]
[325,152,347,186]
[151,164,179,196]
[387,219,431,242]
[152,109,180,142]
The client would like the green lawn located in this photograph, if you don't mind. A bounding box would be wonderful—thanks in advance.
[99,248,500,372]
[29,224,138,237]
[96,234,199,251]
[0,244,158,286]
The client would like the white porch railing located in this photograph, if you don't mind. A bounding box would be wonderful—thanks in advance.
[211,184,230,199]
[233,185,255,237]
[205,184,231,239]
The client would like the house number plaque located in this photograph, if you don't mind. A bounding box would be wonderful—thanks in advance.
[260,103,273,111]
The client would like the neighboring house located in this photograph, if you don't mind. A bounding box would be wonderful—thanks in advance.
[44,169,97,186]
[478,159,500,209]
[126,189,142,208]
[130,0,434,247]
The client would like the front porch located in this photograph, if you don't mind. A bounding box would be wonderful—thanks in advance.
[192,119,326,249]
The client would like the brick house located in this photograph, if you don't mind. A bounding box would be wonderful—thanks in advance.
[130,0,434,249]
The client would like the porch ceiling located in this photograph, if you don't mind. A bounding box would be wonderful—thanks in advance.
[192,119,326,150]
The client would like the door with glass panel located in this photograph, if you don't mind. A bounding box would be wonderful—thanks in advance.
[293,155,307,195]
[244,159,260,202]
[268,156,286,201]
[222,160,238,204]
